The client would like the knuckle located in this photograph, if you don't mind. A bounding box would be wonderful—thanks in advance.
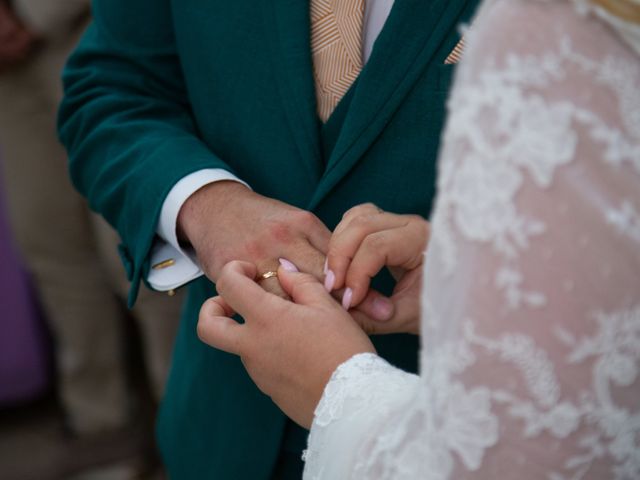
[353,202,377,214]
[343,203,374,220]
[294,210,318,228]
[360,202,379,212]
[350,214,381,236]
[342,205,362,221]
[341,206,357,221]
[350,213,373,228]
[365,232,388,251]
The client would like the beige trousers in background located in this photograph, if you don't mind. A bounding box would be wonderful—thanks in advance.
[0,21,183,434]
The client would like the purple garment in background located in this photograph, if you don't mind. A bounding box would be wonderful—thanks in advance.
[0,158,50,406]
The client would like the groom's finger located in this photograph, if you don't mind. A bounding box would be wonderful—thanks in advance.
[255,241,326,300]
[216,260,284,320]
[197,297,244,355]
[283,240,327,283]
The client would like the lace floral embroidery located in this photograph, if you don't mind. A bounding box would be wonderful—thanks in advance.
[431,33,639,310]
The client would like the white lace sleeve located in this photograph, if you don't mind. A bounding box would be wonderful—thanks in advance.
[303,1,640,479]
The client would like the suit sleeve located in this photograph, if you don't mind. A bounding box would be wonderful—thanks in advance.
[58,0,236,305]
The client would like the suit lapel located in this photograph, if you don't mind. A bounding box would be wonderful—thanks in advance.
[260,1,323,184]
[307,0,471,210]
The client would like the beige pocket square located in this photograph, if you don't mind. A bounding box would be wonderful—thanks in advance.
[444,37,466,65]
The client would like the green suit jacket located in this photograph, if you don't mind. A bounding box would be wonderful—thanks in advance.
[59,0,479,478]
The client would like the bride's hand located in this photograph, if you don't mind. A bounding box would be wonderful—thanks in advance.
[326,203,429,335]
[197,260,375,429]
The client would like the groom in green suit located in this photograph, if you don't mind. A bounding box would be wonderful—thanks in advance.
[59,0,479,478]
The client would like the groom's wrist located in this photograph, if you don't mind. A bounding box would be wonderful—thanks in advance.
[177,180,251,246]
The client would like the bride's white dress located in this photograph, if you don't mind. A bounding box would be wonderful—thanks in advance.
[303,1,640,478]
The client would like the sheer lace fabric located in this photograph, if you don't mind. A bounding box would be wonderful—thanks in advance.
[304,1,640,479]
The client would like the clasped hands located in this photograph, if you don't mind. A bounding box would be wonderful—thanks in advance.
[182,182,428,428]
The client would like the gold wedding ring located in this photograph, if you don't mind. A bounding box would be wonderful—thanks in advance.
[258,271,278,281]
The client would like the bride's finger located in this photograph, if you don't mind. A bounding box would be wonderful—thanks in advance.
[327,212,412,292]
[277,262,339,309]
[216,260,284,320]
[197,297,245,355]
[333,203,383,237]
[345,221,427,307]
[351,288,395,321]
[350,282,421,335]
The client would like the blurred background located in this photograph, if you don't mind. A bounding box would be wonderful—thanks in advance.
[0,1,184,478]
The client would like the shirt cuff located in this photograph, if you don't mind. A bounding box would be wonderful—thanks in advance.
[148,169,250,292]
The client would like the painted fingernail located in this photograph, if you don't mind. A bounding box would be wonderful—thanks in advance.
[324,270,335,292]
[278,258,299,272]
[373,297,393,320]
[323,258,329,275]
[342,288,353,310]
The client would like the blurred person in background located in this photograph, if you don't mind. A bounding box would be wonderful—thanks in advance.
[0,0,182,476]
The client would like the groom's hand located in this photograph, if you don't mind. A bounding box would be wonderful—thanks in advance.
[178,181,395,321]
[177,181,329,299]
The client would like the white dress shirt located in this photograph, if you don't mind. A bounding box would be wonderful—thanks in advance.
[149,0,395,291]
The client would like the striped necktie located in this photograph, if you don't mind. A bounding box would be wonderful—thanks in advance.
[310,0,365,122]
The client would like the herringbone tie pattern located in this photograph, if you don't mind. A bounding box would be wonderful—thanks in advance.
[311,0,365,122]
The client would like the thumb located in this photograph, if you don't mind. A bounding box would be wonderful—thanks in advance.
[278,258,336,308]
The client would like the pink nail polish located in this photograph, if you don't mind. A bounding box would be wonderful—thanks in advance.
[373,297,393,320]
[323,258,329,275]
[324,270,335,292]
[279,258,299,272]
[342,288,353,310]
